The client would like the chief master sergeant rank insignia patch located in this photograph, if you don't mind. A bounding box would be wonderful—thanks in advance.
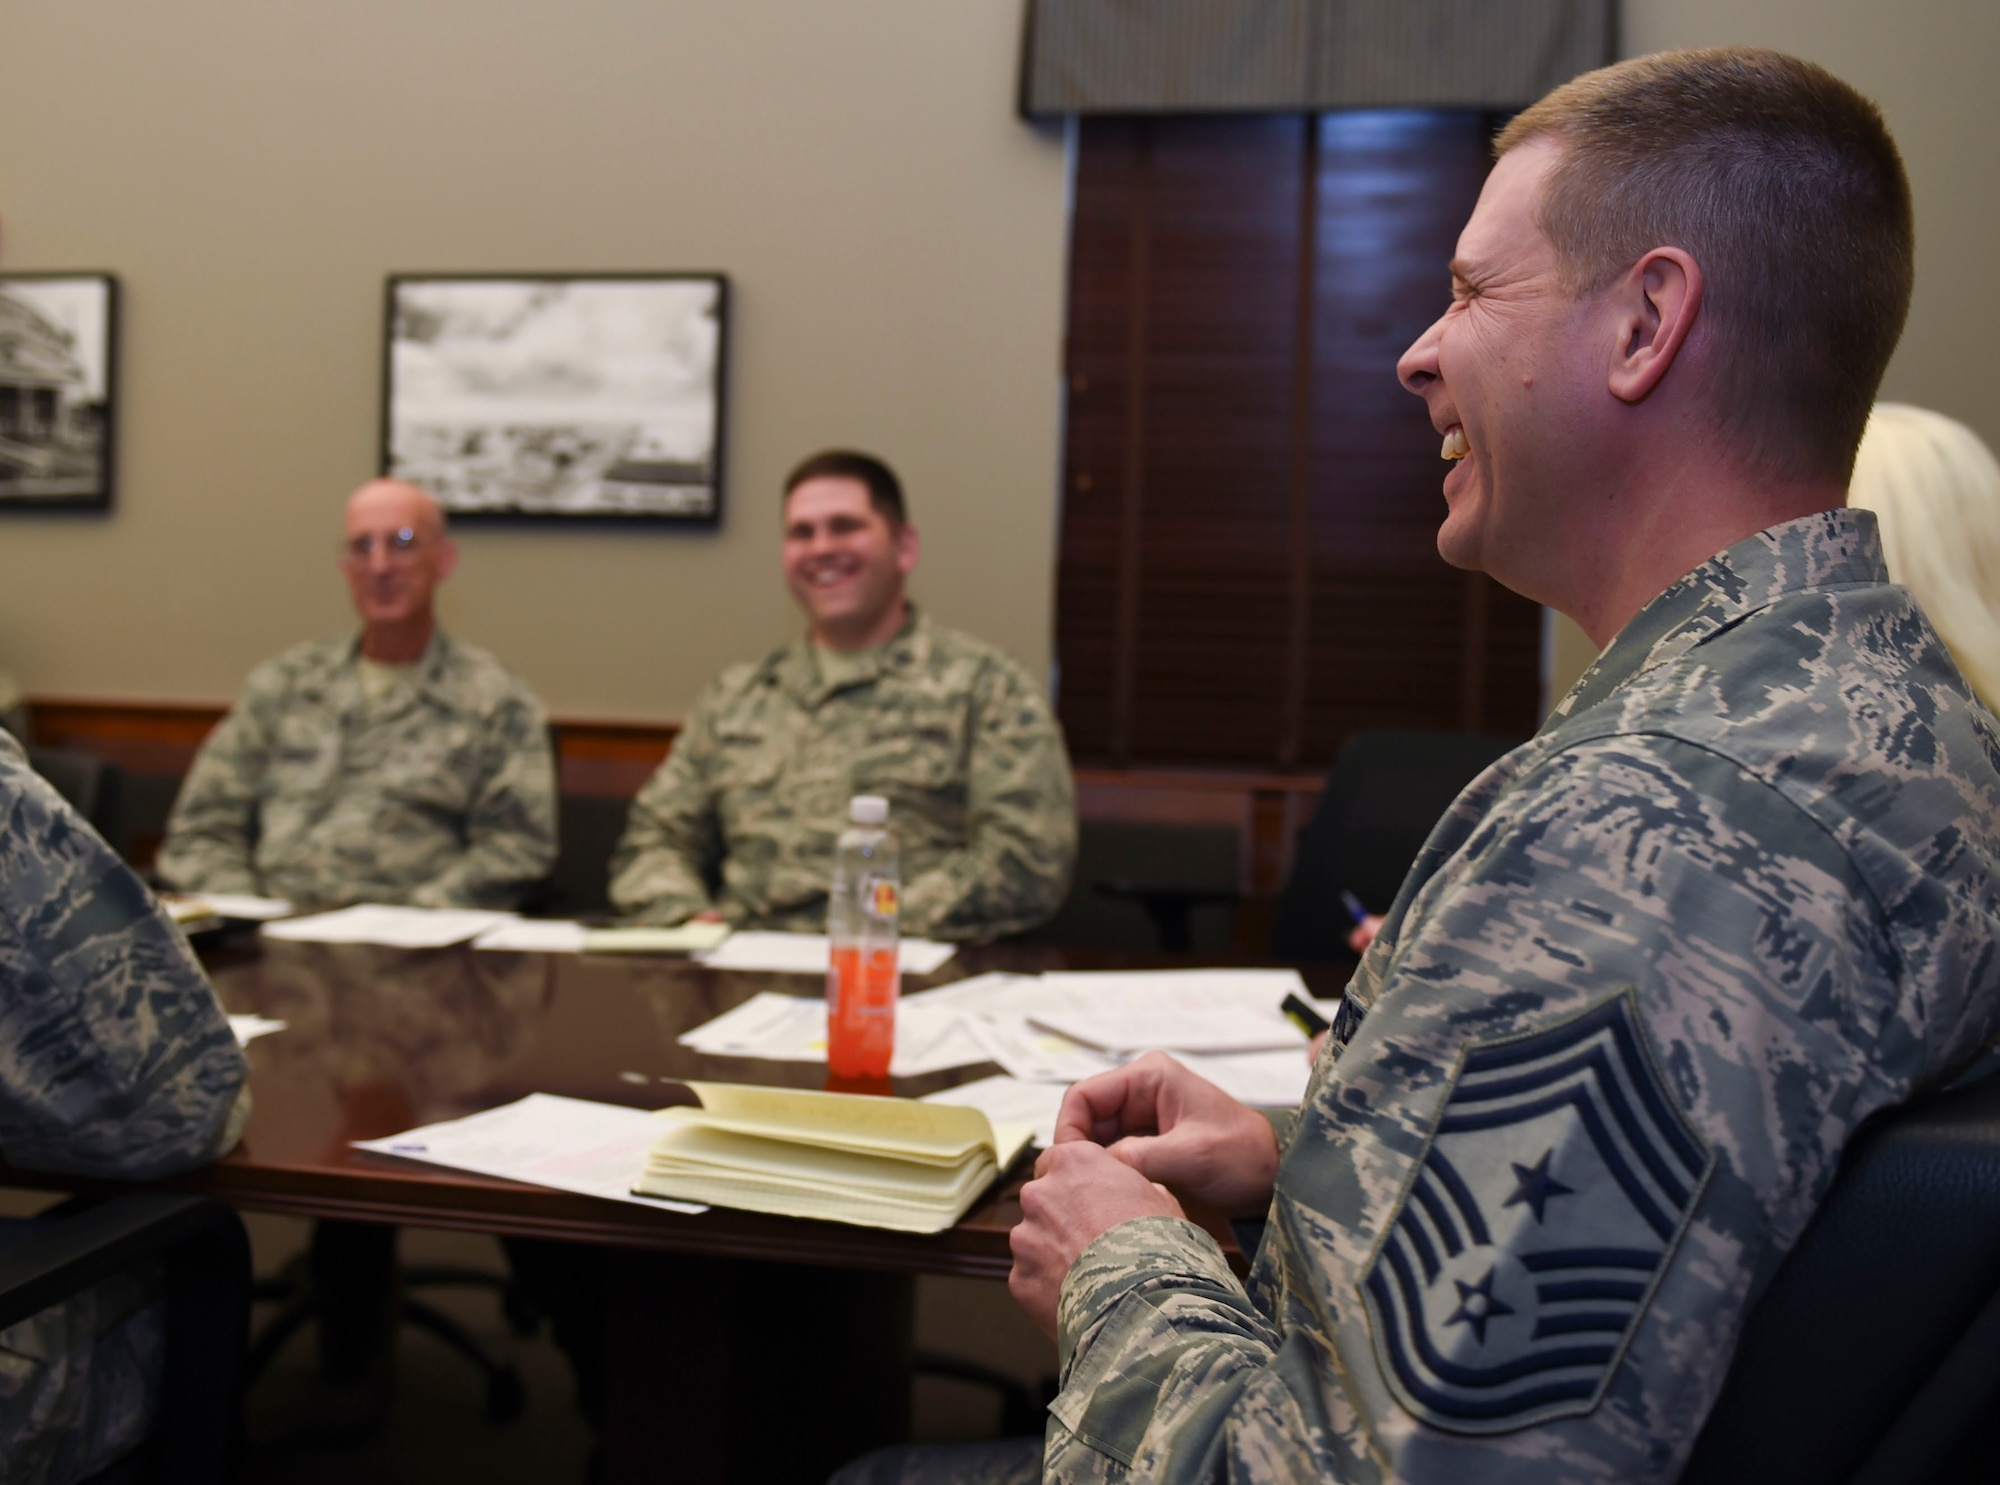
[1360,989,1715,1433]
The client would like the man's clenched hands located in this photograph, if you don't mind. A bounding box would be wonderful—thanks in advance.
[1055,1052,1281,1215]
[1008,1141,1184,1337]
[1007,1054,1281,1336]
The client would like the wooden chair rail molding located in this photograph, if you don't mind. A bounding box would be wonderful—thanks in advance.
[27,697,1326,896]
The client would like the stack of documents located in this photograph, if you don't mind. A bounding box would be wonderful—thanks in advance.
[679,991,989,1077]
[694,931,957,976]
[353,1093,706,1214]
[633,1082,1033,1233]
[263,905,517,948]
[675,968,1342,1117]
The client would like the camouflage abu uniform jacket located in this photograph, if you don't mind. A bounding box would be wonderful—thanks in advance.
[1047,510,2000,1484]
[0,731,250,1485]
[609,610,1076,940]
[157,632,556,910]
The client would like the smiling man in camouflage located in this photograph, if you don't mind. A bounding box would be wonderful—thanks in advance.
[158,478,555,910]
[839,47,2000,1485]
[610,449,1075,941]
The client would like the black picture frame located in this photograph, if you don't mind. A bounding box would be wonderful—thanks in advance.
[381,271,729,525]
[0,273,119,511]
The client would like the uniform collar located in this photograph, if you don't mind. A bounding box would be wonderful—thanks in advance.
[1549,507,1889,721]
[772,606,929,708]
[326,629,459,712]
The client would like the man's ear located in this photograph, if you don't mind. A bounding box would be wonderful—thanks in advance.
[896,522,920,577]
[1607,247,1703,405]
[434,538,461,583]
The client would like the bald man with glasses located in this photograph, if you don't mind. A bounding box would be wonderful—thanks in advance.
[159,479,555,910]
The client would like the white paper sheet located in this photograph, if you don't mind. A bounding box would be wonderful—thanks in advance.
[1029,1003,1303,1056]
[900,972,1042,1013]
[472,919,592,953]
[678,992,992,1077]
[679,993,826,1059]
[922,1075,1069,1149]
[177,893,295,921]
[693,931,955,976]
[262,905,517,948]
[350,1093,705,1213]
[1022,969,1312,1055]
[959,1013,1120,1085]
[1035,968,1311,999]
[1170,1047,1316,1108]
[227,1014,287,1046]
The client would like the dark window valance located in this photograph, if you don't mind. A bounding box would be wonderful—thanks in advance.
[1019,0,1615,116]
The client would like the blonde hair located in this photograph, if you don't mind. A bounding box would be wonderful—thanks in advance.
[1848,404,2000,711]
[1498,48,1913,487]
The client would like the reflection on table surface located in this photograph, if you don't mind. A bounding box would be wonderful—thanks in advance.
[55,939,1343,1276]
[208,939,1114,1162]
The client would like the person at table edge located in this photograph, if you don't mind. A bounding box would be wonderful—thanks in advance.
[157,479,556,910]
[970,49,2000,1485]
[1,729,249,1482]
[608,449,1076,941]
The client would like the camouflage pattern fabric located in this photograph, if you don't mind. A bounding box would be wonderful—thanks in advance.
[1044,510,2000,1483]
[0,1220,163,1485]
[157,632,556,910]
[609,610,1076,941]
[0,731,249,1484]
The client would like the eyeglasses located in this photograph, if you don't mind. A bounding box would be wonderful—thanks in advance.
[342,527,424,564]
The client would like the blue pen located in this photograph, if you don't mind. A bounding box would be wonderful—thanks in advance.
[1339,889,1370,925]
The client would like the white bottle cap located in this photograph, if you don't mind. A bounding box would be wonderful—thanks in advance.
[849,794,889,825]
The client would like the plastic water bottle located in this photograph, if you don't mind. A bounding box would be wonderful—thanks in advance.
[827,794,899,1079]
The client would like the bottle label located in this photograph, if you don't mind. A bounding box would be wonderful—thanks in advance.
[864,876,899,921]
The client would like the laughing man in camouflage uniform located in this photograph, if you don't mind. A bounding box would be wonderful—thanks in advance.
[158,479,555,910]
[0,730,249,1484]
[877,50,2000,1485]
[610,450,1074,941]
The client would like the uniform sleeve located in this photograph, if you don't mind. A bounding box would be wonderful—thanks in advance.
[606,693,725,925]
[900,659,1076,941]
[409,683,558,910]
[154,675,278,896]
[0,738,250,1182]
[1044,737,1909,1485]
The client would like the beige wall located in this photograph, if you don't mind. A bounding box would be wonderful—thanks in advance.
[4,2,1987,724]
[0,0,1067,719]
[1546,0,2000,705]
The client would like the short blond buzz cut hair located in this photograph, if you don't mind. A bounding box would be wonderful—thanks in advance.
[1498,48,1913,486]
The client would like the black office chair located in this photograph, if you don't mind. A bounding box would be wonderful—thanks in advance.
[0,1193,251,1484]
[1682,1067,2000,1484]
[27,745,123,842]
[530,792,635,919]
[1017,819,1242,954]
[1270,729,1520,962]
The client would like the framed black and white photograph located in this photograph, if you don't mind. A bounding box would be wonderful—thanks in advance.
[0,273,118,510]
[382,272,728,522]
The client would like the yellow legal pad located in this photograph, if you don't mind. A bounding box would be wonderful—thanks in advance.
[633,1083,1035,1234]
[582,922,733,954]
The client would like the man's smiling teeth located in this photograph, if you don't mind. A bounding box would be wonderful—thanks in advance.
[1441,427,1470,461]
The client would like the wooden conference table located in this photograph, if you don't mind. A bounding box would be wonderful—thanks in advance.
[17,935,1350,1482]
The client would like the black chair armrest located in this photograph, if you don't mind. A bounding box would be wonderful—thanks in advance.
[0,1193,250,1481]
